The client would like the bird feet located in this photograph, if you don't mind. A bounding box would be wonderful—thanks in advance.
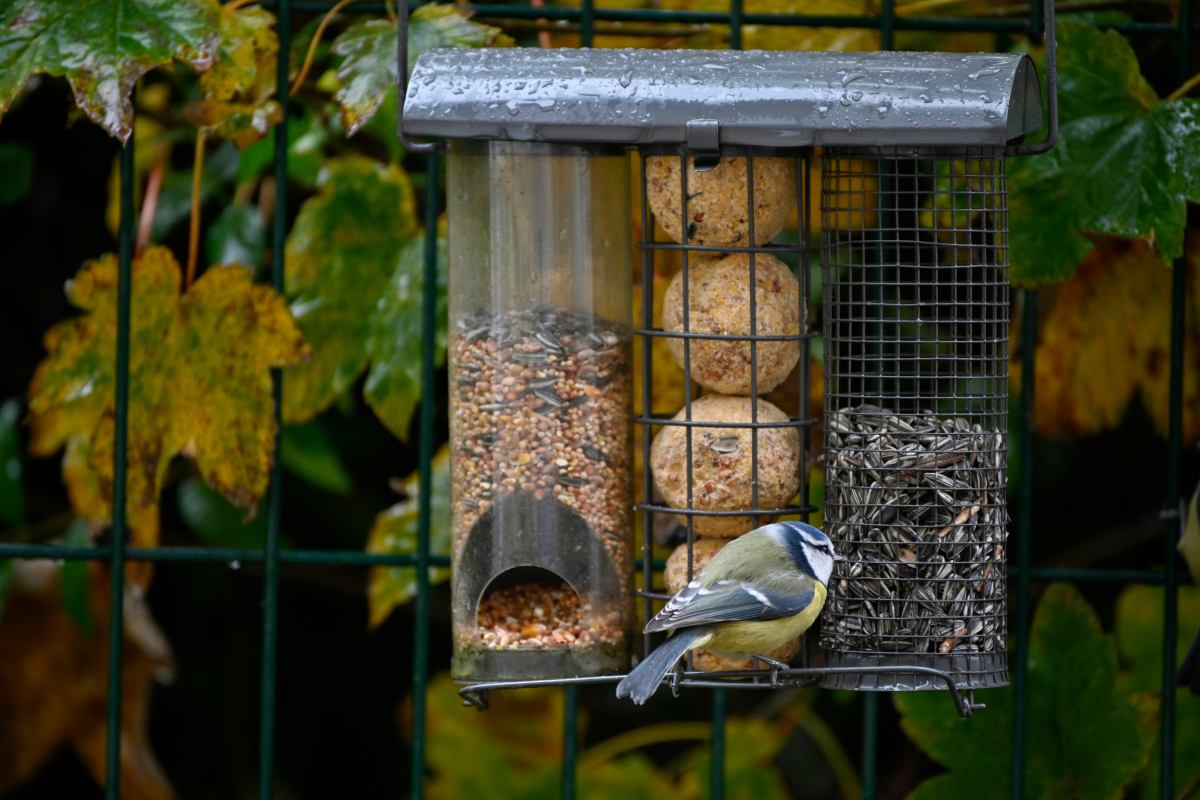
[752,654,789,687]
[668,661,685,698]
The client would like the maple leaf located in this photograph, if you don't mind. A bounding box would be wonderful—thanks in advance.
[1032,232,1200,445]
[283,155,447,441]
[1008,22,1200,284]
[0,560,176,800]
[27,246,310,575]
[366,444,451,628]
[0,0,220,142]
[895,583,1155,800]
[330,5,513,137]
[182,3,283,148]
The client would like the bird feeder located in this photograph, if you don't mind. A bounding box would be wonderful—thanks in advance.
[402,31,1044,691]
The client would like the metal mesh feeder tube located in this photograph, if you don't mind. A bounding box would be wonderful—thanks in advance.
[817,148,1011,691]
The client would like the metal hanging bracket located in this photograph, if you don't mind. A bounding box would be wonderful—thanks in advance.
[396,0,445,155]
[1007,0,1058,157]
[686,119,722,172]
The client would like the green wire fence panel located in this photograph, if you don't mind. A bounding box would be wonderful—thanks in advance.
[0,2,1191,800]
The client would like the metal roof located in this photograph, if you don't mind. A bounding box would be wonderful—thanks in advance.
[401,48,1043,148]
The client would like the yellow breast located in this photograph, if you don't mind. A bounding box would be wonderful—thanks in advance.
[703,582,827,657]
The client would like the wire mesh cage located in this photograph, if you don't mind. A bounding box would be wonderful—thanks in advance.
[637,147,816,673]
[817,147,1010,690]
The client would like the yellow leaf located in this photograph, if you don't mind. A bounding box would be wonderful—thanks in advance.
[0,561,175,800]
[1034,232,1200,445]
[183,5,282,148]
[27,246,310,573]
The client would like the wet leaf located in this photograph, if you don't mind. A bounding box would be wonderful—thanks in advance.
[331,6,512,136]
[284,155,447,440]
[366,444,450,628]
[0,560,176,799]
[1033,233,1200,446]
[896,583,1155,800]
[0,0,221,141]
[1009,22,1200,284]
[1114,584,1200,799]
[183,4,282,148]
[280,419,353,495]
[176,476,271,549]
[0,142,33,206]
[363,224,448,441]
[27,246,310,572]
[0,398,22,527]
[205,203,266,274]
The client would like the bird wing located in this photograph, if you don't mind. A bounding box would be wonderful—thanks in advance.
[644,571,817,634]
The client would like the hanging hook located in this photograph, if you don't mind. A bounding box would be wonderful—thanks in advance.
[1007,0,1057,157]
[396,0,445,154]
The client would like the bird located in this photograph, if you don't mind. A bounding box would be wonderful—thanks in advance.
[1177,482,1200,695]
[616,521,841,705]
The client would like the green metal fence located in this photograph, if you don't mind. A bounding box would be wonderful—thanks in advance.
[0,1,1193,799]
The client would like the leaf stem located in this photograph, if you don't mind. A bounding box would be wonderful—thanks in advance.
[186,128,207,292]
[289,0,366,98]
[579,722,711,769]
[794,702,863,800]
[1166,69,1200,103]
[1178,771,1200,800]
[135,160,165,259]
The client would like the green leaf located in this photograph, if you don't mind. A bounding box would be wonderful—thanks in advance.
[279,419,353,495]
[0,0,221,141]
[59,518,94,633]
[1114,584,1200,799]
[331,6,513,136]
[235,109,329,187]
[282,155,420,431]
[176,476,272,548]
[206,203,266,274]
[0,398,23,527]
[0,142,34,206]
[1008,22,1200,284]
[152,168,221,240]
[896,583,1155,800]
[366,444,450,627]
[674,718,792,800]
[364,223,448,441]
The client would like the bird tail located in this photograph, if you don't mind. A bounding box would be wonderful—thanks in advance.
[616,627,709,705]
[1178,625,1200,696]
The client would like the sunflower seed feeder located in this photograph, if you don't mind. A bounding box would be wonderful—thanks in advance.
[400,5,1050,708]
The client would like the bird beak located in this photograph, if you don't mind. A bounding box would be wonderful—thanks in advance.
[833,551,845,562]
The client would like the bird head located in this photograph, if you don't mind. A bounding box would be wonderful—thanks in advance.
[765,521,842,585]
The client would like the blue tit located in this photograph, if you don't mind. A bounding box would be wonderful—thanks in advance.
[1177,482,1200,695]
[616,521,840,704]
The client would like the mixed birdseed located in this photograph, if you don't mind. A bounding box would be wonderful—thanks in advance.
[818,405,1007,657]
[451,306,632,651]
[476,581,624,649]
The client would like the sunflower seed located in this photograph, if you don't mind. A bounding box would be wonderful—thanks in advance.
[819,404,1007,662]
